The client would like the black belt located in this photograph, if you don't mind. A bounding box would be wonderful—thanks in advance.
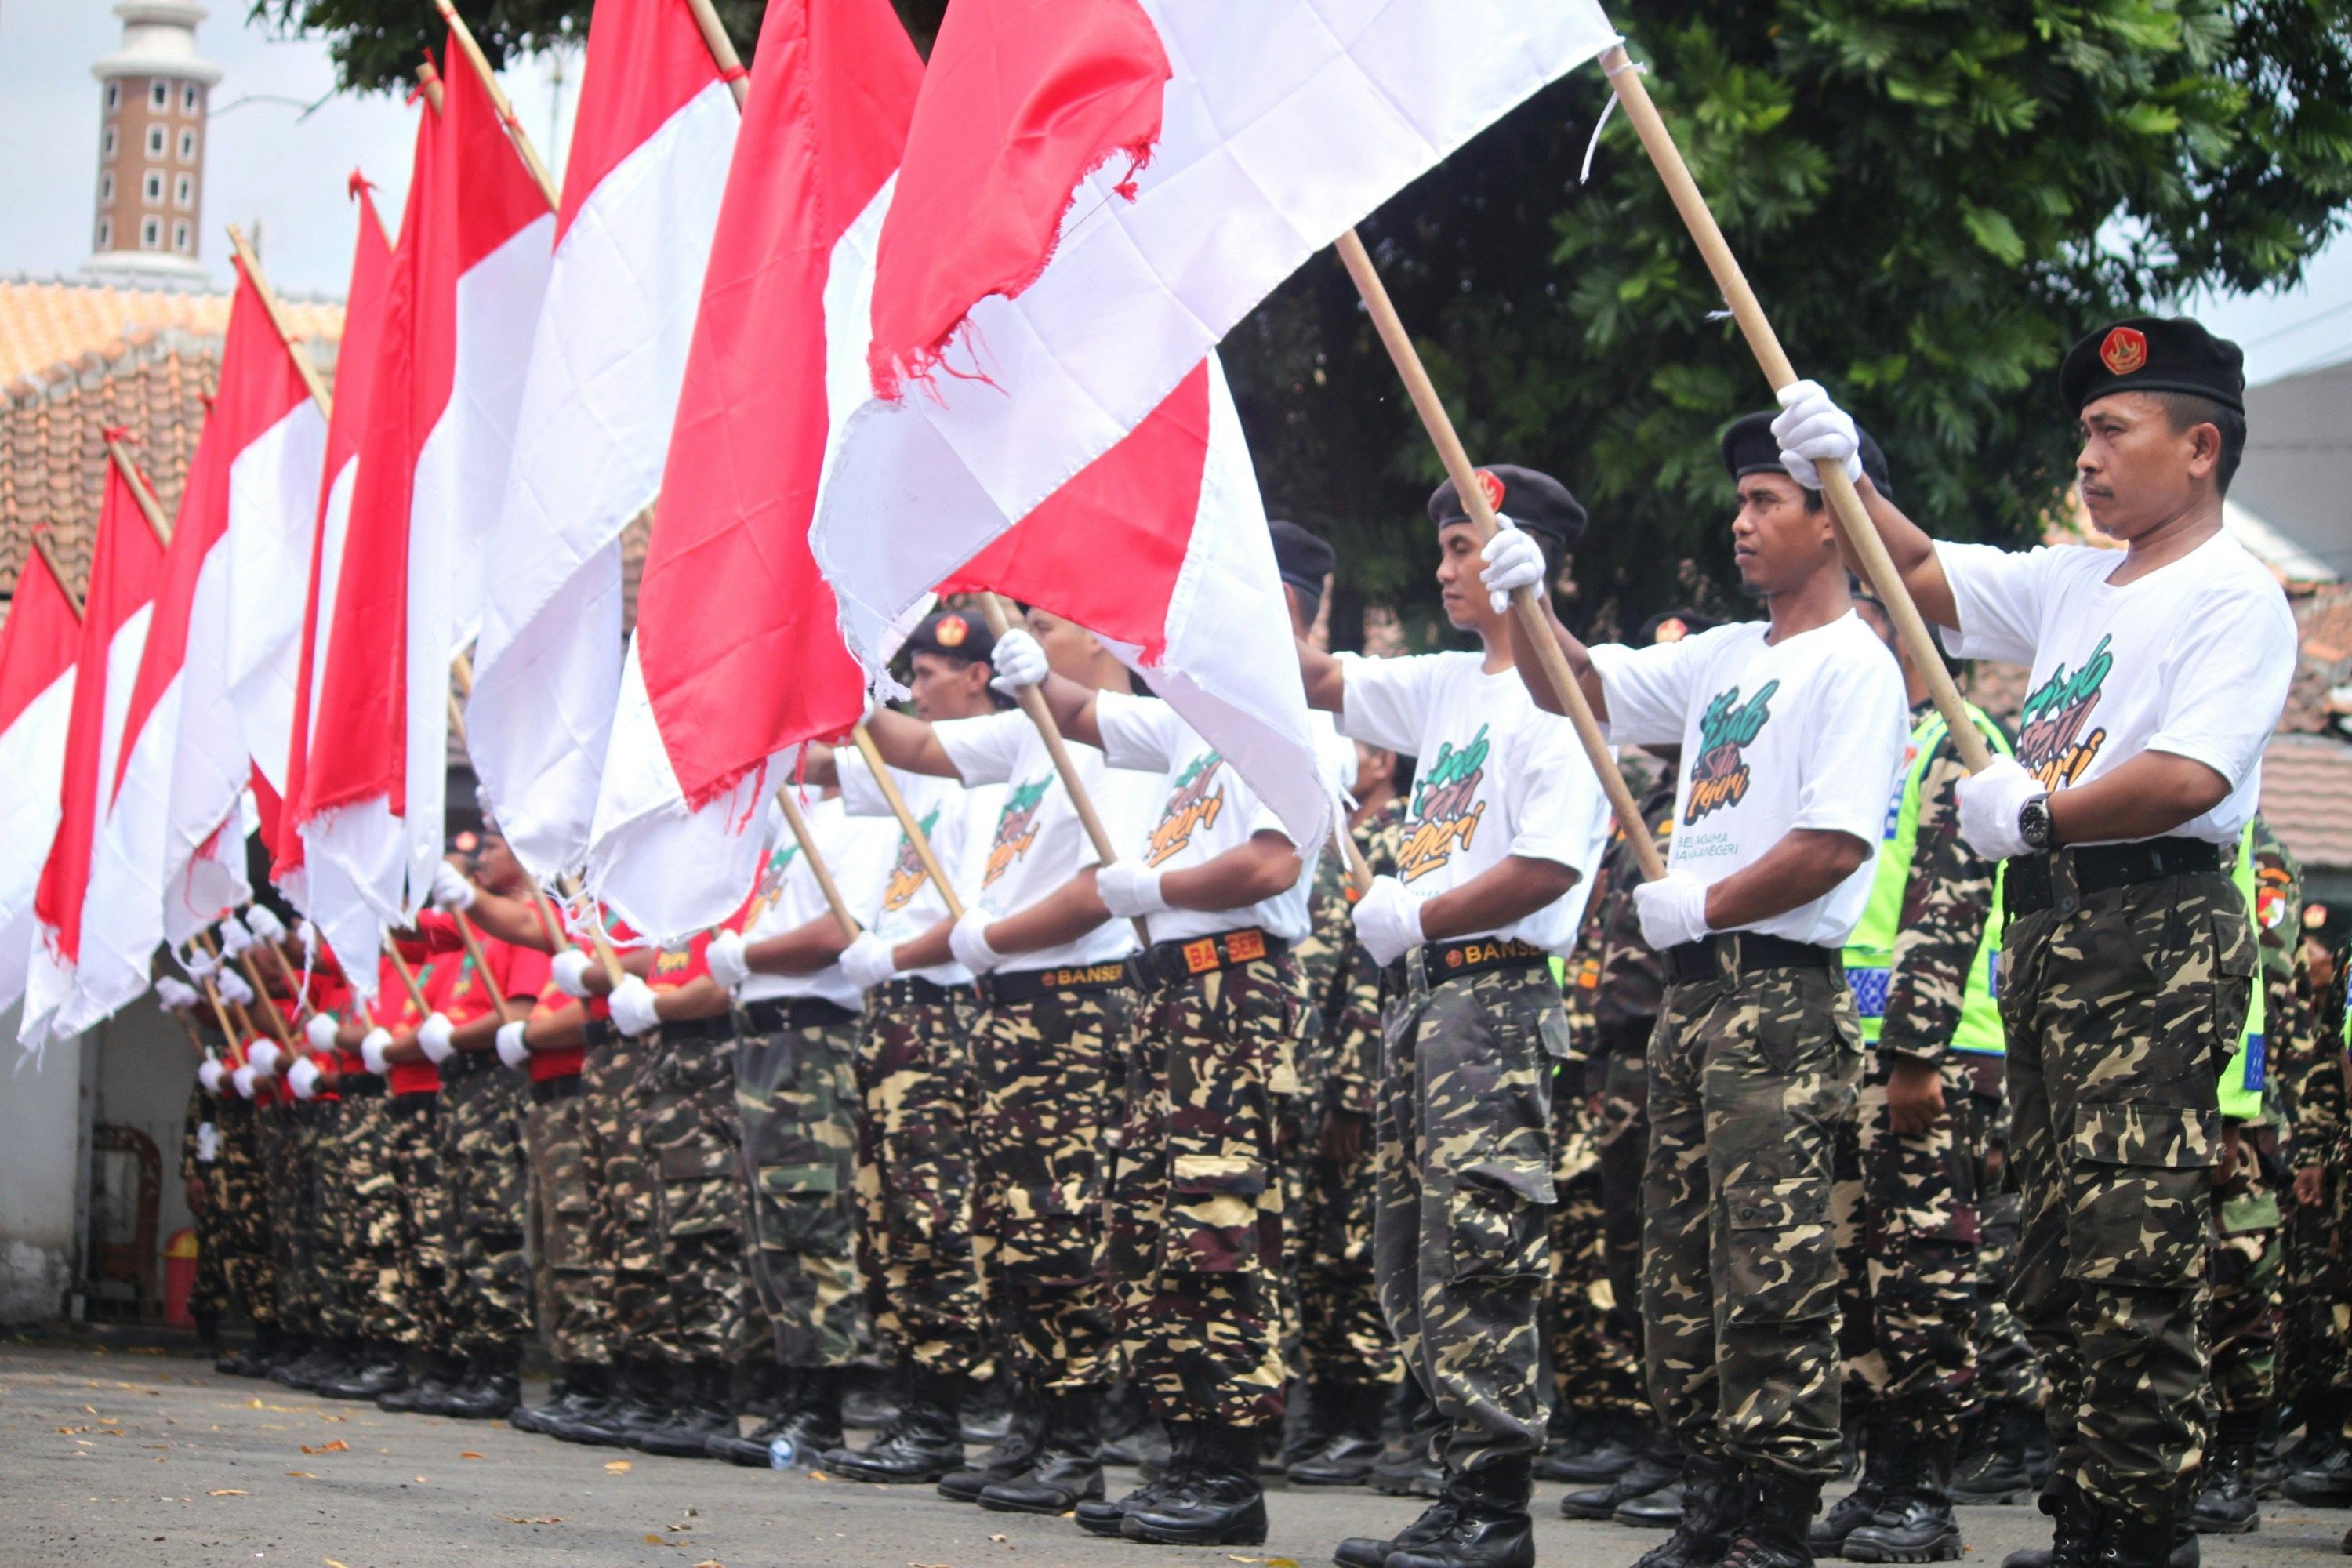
[438,1049,496,1083]
[1392,935,1552,988]
[1663,932,1837,988]
[2004,836,2224,917]
[529,1074,583,1105]
[655,1014,738,1044]
[977,960,1135,1007]
[336,1075,385,1101]
[870,976,972,1011]
[741,996,861,1034]
[388,1090,438,1114]
[1131,928,1290,990]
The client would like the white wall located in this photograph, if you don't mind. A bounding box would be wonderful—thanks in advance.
[0,1011,91,1323]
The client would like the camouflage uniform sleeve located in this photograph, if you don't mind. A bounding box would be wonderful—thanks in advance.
[1878,730,1996,1066]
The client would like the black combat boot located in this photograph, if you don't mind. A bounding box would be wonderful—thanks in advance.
[1290,1381,1389,1487]
[825,1368,968,1483]
[1561,1428,1682,1519]
[1846,1429,1965,1563]
[2094,1509,2184,1568]
[1373,1377,1444,1497]
[554,1356,671,1446]
[979,1385,1106,1513]
[319,1338,409,1401]
[377,1348,464,1414]
[511,1361,605,1436]
[1121,1421,1269,1546]
[2250,1403,2286,1498]
[1369,1455,1536,1568]
[1955,1404,2043,1505]
[267,1336,325,1388]
[943,1385,1046,1502]
[1080,1421,1194,1536]
[216,1323,279,1377]
[2191,1407,2263,1534]
[635,1359,734,1457]
[2000,1479,2103,1568]
[1276,1381,1342,1475]
[1628,1455,1747,1568]
[2288,1424,2352,1505]
[1813,1413,1893,1554]
[1717,1466,1823,1568]
[757,1367,847,1468]
[445,1345,524,1421]
[1544,1409,1649,1485]
[1337,1490,1463,1568]
[2284,1396,2344,1479]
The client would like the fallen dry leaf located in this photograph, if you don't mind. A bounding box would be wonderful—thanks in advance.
[56,1425,88,1435]
[286,1471,317,1478]
[299,1439,349,1454]
[208,1489,246,1497]
[807,1469,830,1481]
[326,1559,352,1568]
[604,1459,633,1473]
[495,1515,566,1525]
[989,1535,1008,1544]
[693,1560,725,1568]
[644,1536,667,1546]
[459,1451,485,1460]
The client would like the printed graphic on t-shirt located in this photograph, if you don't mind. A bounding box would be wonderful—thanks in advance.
[1399,724,1490,883]
[2016,634,2112,789]
[652,949,695,985]
[1145,753,1227,866]
[1686,680,1779,824]
[985,777,1053,888]
[884,808,943,912]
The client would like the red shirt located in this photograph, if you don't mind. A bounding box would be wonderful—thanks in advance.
[373,951,445,1097]
[524,973,588,1083]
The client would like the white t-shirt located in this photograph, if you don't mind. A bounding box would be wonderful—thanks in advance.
[1936,533,2296,844]
[738,795,893,1012]
[837,752,1005,986]
[1591,613,1907,947]
[935,708,1158,972]
[1094,691,1316,945]
[1336,650,1610,953]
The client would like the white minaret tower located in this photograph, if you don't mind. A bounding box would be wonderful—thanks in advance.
[85,2,222,285]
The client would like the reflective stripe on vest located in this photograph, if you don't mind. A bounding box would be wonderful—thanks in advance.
[2222,822,2266,1121]
[1842,705,2013,1055]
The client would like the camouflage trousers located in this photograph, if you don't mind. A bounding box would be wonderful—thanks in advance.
[2278,1126,2352,1416]
[1643,956,1860,1479]
[1831,1053,1983,1438]
[613,1024,747,1367]
[737,1011,862,1369]
[2003,867,2249,1523]
[581,1032,655,1363]
[1376,959,1569,1475]
[188,1112,233,1323]
[1595,1025,1653,1360]
[1968,1083,2049,1414]
[968,980,1129,1392]
[301,1101,362,1342]
[1551,1090,1646,1421]
[387,1092,450,1352]
[521,1077,602,1366]
[1297,1116,1400,1387]
[855,995,984,1377]
[339,1091,419,1345]
[259,1106,320,1338]
[1108,956,1295,1427]
[434,1059,532,1356]
[2207,1133,2281,1415]
[205,1098,270,1327]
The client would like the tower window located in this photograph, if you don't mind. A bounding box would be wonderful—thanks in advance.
[103,127,118,159]
[140,216,162,249]
[143,171,164,205]
[178,129,196,162]
[150,81,169,111]
[97,217,114,250]
[100,172,114,205]
[172,221,192,254]
[147,125,165,158]
[182,85,199,114]
[106,83,120,113]
[173,174,194,209]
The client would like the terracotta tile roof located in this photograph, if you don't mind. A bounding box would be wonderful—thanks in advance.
[0,278,340,388]
[2262,734,2352,873]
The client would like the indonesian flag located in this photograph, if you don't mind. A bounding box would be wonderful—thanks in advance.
[23,456,169,1047]
[810,0,1620,850]
[0,544,82,1016]
[468,0,739,883]
[292,42,554,990]
[275,178,394,901]
[583,0,920,942]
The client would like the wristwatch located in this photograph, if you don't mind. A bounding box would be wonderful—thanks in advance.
[2017,793,2054,853]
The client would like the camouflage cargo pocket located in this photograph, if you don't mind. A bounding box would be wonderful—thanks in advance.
[1167,1152,1268,1273]
[2209,910,2256,1061]
[1722,1174,1836,1324]
[757,1162,850,1251]
[2065,1102,2218,1287]
[1447,1157,1554,1284]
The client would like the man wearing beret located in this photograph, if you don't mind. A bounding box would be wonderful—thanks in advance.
[1300,466,1613,1568]
[1776,317,2299,1568]
[1486,433,1909,1568]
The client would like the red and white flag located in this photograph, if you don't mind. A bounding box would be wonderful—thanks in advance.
[291,42,554,987]
[23,455,170,1047]
[583,0,920,941]
[810,0,1619,848]
[468,0,739,882]
[275,178,395,904]
[0,544,82,1016]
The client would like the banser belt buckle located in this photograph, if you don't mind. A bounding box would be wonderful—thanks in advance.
[1182,938,1220,975]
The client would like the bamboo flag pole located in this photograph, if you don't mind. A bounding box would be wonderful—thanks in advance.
[226,225,332,416]
[555,875,630,986]
[191,933,263,1049]
[105,439,172,550]
[775,782,863,942]
[849,723,965,922]
[1331,230,1666,884]
[230,947,297,1047]
[383,936,434,1018]
[1593,43,1989,774]
[448,909,517,1027]
[681,0,750,110]
[434,0,562,211]
[30,532,83,621]
[252,928,318,1029]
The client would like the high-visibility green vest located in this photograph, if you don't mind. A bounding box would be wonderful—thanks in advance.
[1843,705,2012,1055]
[2222,822,2267,1122]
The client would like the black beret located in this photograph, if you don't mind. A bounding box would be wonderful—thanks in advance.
[1428,464,1588,549]
[1638,608,1722,646]
[1268,519,1335,600]
[903,608,993,664]
[1720,410,1894,501]
[2058,315,2244,416]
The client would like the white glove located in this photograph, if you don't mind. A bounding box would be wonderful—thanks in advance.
[286,1056,321,1101]
[183,948,219,981]
[1350,877,1425,970]
[608,975,662,1037]
[949,909,1007,976]
[245,905,289,943]
[839,931,900,993]
[495,1020,531,1070]
[550,949,596,1000]
[217,917,255,959]
[246,1038,284,1078]
[304,1014,340,1053]
[706,928,751,991]
[216,971,255,1007]
[230,1065,258,1098]
[1479,521,1546,614]
[1633,870,1712,953]
[296,918,318,954]
[156,977,199,1011]
[1955,757,2045,864]
[1769,379,1862,490]
[360,1028,394,1076]
[989,627,1049,695]
[1096,862,1171,920]
[417,1011,457,1064]
[430,859,478,912]
[197,1058,226,1094]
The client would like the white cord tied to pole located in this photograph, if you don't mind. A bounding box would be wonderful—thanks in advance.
[1581,52,1647,186]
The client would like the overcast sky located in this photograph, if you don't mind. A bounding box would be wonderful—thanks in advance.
[0,2,2344,383]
